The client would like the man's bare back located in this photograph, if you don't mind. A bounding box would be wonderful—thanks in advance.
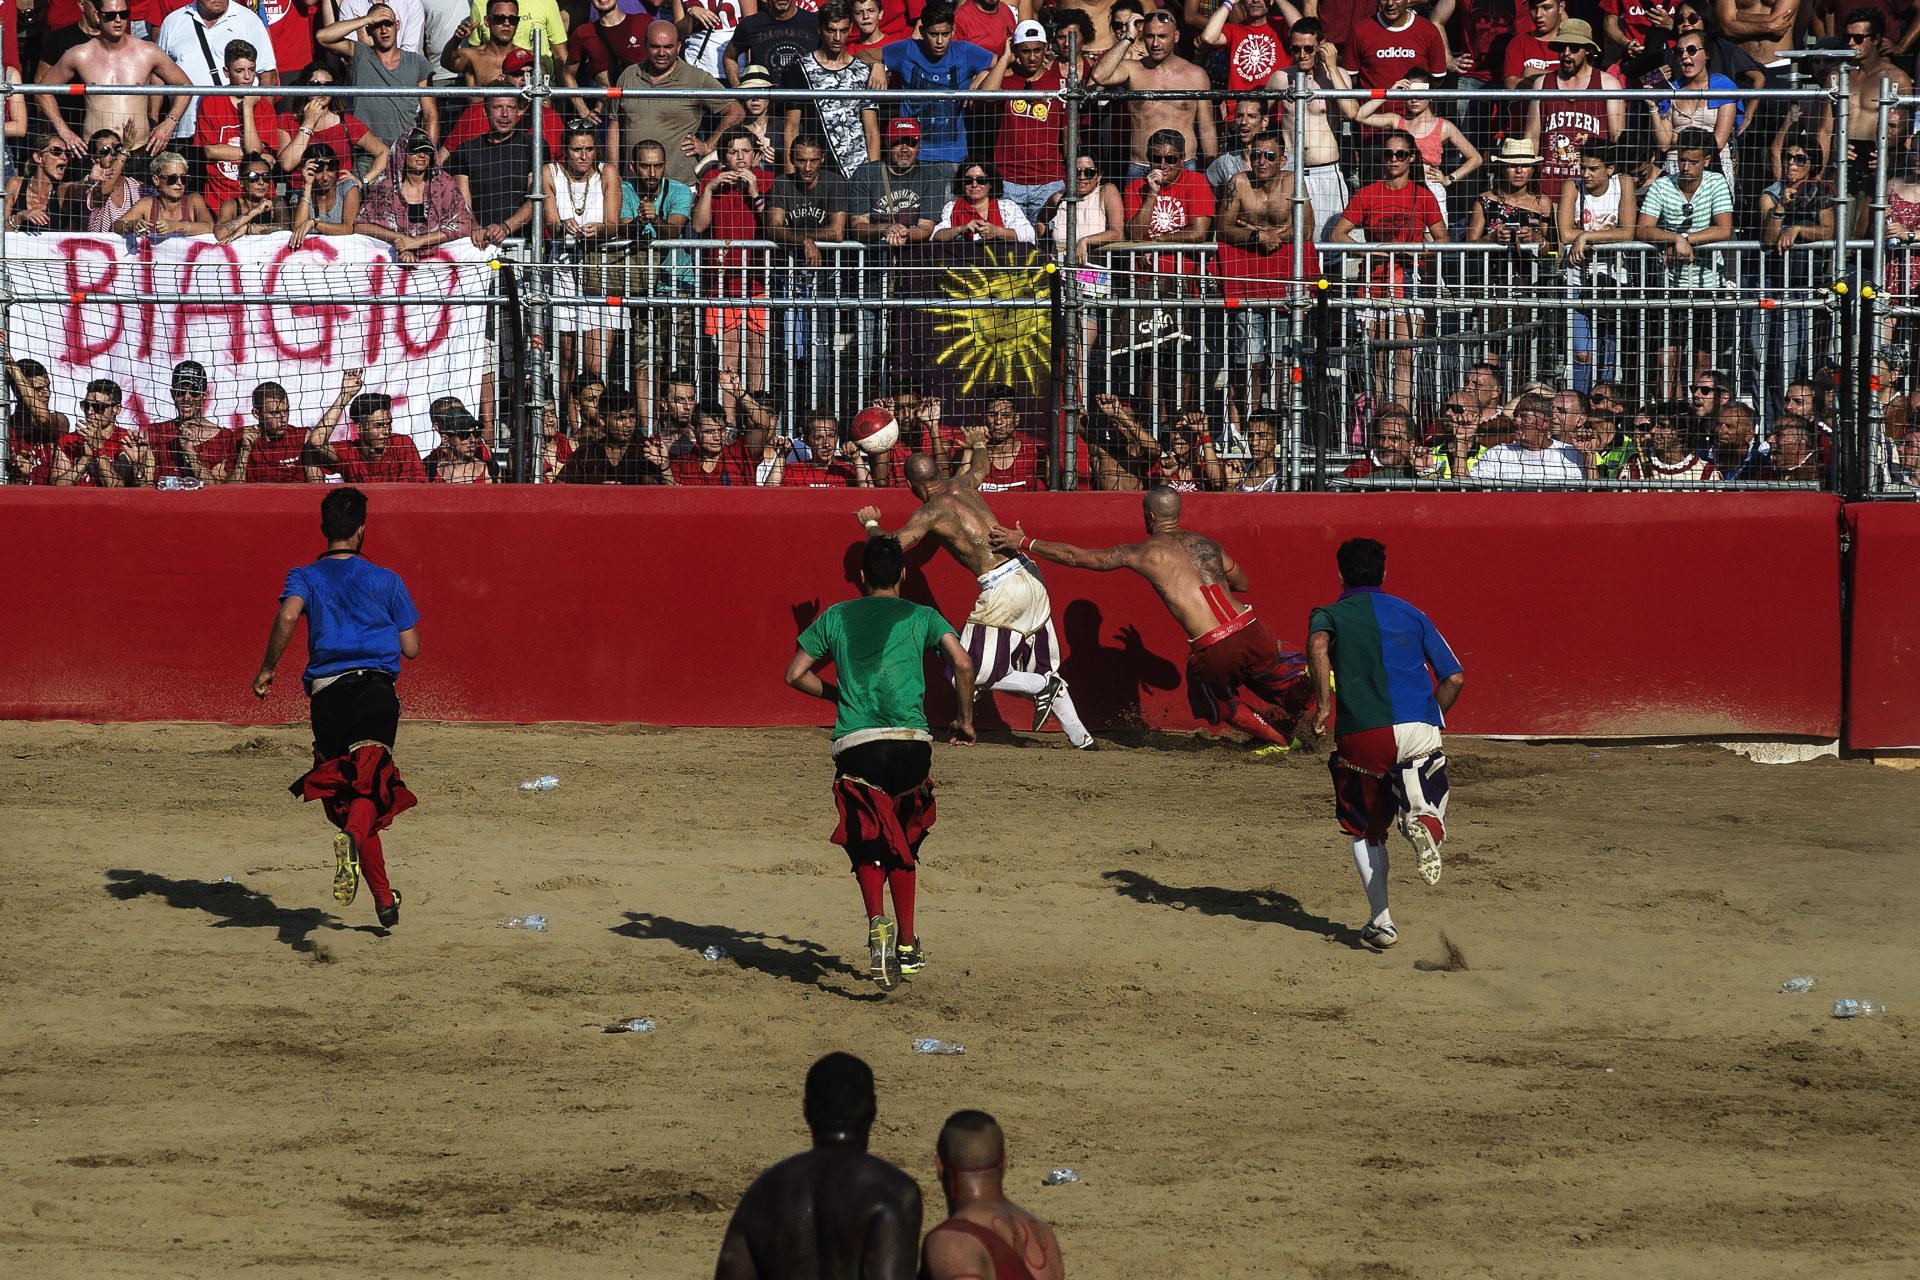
[717,1146,922,1280]
[857,437,1007,578]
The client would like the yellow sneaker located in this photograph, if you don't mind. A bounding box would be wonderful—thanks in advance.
[331,832,360,907]
[867,914,897,989]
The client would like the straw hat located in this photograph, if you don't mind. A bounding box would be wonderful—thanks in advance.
[1490,137,1542,166]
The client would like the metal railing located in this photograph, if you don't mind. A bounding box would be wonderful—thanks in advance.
[0,64,1900,493]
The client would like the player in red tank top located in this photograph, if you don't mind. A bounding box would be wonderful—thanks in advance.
[923,1111,1065,1280]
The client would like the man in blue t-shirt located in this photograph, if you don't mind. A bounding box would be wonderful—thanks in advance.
[880,1,994,169]
[254,487,422,930]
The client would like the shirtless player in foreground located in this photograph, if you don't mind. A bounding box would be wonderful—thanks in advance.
[715,1052,921,1280]
[858,445,1095,749]
[989,485,1314,752]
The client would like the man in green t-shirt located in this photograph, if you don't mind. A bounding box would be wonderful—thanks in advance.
[785,536,977,988]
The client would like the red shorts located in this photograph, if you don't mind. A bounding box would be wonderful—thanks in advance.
[1185,613,1310,728]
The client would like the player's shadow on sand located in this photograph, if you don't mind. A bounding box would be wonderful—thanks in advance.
[103,869,378,954]
[612,911,886,1002]
[1102,869,1364,947]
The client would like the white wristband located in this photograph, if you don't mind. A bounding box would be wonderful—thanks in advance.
[863,519,880,530]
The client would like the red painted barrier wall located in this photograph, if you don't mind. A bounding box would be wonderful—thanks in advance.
[1845,502,1920,750]
[0,488,1844,738]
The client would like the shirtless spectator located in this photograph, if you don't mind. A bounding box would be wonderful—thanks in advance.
[303,372,430,483]
[1207,99,1269,193]
[1717,0,1801,72]
[1092,8,1218,176]
[1263,21,1356,240]
[1821,9,1912,218]
[36,7,195,160]
[441,1,536,94]
[922,1111,1066,1280]
[1086,392,1159,490]
[52,378,154,488]
[234,381,312,483]
[1343,0,1446,91]
[715,1052,922,1280]
[989,486,1314,751]
[149,360,241,485]
[1217,129,1315,424]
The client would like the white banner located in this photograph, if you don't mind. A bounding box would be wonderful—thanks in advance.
[5,233,499,446]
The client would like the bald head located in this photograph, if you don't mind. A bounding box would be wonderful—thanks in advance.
[937,1109,1005,1172]
[1143,485,1182,523]
[904,453,942,485]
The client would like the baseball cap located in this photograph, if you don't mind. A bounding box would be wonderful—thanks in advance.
[1013,19,1048,45]
[886,117,922,142]
[406,130,437,154]
[439,411,482,437]
[171,360,208,392]
[503,48,535,74]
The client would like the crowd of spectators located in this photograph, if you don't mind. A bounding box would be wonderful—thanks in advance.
[4,0,1920,488]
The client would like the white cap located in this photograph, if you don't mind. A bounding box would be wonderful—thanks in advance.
[1013,19,1048,45]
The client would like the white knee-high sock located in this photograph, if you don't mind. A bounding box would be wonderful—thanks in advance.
[1047,686,1092,746]
[1351,838,1391,926]
[992,671,1049,696]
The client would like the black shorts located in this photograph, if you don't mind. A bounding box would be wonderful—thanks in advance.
[833,738,932,793]
[309,671,401,762]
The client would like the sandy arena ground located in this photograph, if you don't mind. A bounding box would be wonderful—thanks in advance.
[2,722,1916,1278]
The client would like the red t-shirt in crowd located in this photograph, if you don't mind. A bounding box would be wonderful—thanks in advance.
[1446,0,1508,83]
[1342,15,1448,91]
[671,443,758,485]
[333,436,428,483]
[244,429,309,482]
[1219,20,1292,97]
[780,457,862,486]
[279,112,369,192]
[10,439,56,485]
[977,437,1049,491]
[1600,0,1652,50]
[148,420,240,482]
[196,97,283,210]
[571,15,652,81]
[1504,32,1558,84]
[697,166,775,288]
[953,0,1018,54]
[876,0,922,39]
[996,64,1067,185]
[1123,169,1216,272]
[54,428,143,486]
[443,104,566,156]
[1340,180,1443,241]
[258,0,317,76]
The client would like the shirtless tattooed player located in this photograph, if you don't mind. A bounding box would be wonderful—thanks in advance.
[989,486,1314,753]
[857,436,1095,750]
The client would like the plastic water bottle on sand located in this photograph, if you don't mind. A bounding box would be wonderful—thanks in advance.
[913,1038,965,1055]
[604,1017,656,1033]
[1780,976,1818,994]
[517,775,560,792]
[1043,1169,1082,1186]
[498,914,549,932]
[702,945,729,961]
[1831,999,1885,1018]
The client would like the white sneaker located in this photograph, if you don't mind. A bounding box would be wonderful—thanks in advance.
[1402,815,1443,886]
[1359,921,1398,950]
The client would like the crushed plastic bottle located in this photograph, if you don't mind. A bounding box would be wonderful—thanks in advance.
[157,476,203,492]
[498,914,549,932]
[701,945,729,961]
[1780,976,1818,994]
[1042,1169,1082,1186]
[517,775,561,792]
[1832,999,1886,1018]
[913,1038,965,1055]
[215,875,237,884]
[603,1017,656,1033]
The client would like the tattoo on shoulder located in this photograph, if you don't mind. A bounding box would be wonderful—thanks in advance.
[1171,530,1226,581]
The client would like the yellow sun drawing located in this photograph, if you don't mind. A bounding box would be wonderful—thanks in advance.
[929,249,1055,394]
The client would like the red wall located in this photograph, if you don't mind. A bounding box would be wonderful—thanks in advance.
[0,488,1844,738]
[1845,502,1920,750]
